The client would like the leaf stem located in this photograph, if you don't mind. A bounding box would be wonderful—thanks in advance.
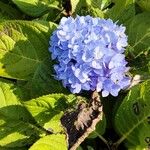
[112,138,124,149]
[94,131,111,150]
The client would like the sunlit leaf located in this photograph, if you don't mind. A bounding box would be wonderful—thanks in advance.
[12,0,62,17]
[29,134,67,150]
[0,81,41,148]
[24,94,77,132]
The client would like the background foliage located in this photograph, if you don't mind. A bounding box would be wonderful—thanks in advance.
[0,0,150,150]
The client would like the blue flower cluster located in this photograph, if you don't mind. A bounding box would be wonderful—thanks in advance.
[49,16,131,97]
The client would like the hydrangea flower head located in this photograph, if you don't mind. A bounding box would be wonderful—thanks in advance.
[49,16,131,97]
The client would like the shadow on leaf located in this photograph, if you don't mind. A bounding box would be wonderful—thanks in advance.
[0,105,41,148]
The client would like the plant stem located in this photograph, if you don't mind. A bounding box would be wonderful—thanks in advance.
[112,136,125,149]
[94,131,111,150]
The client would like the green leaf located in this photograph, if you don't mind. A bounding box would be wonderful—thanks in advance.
[87,146,94,150]
[0,119,39,148]
[128,145,150,150]
[0,80,21,107]
[114,80,150,149]
[76,146,83,150]
[72,0,104,18]
[70,0,80,13]
[0,13,11,21]
[0,1,22,20]
[39,9,62,22]
[107,0,135,22]
[125,12,150,57]
[128,52,150,77]
[99,0,111,10]
[0,146,27,150]
[0,77,31,101]
[0,81,41,148]
[89,0,111,11]
[29,134,67,150]
[24,94,77,132]
[0,20,56,80]
[0,20,65,96]
[27,58,68,98]
[136,0,150,12]
[12,0,62,17]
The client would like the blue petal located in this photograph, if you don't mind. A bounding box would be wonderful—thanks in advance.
[102,90,109,97]
[49,16,130,96]
[110,84,120,96]
[71,83,82,93]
